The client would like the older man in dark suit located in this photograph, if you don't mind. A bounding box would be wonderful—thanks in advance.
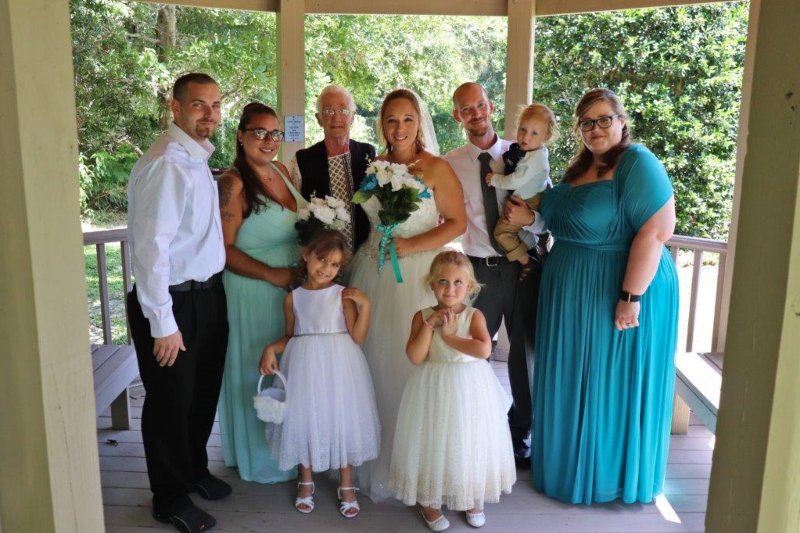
[289,84,376,252]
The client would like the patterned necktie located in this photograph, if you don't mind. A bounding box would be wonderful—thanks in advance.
[478,151,504,255]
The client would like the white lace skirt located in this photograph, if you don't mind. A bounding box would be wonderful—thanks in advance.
[389,360,516,510]
[348,248,440,501]
[266,333,381,472]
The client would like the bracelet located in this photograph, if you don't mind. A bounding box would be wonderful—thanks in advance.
[620,290,642,303]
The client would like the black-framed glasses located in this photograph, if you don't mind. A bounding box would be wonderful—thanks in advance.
[320,107,353,117]
[578,114,620,132]
[243,128,284,141]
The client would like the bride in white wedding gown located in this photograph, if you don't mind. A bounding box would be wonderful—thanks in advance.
[349,88,466,502]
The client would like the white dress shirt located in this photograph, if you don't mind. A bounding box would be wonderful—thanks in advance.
[128,123,226,338]
[491,145,550,199]
[445,137,545,258]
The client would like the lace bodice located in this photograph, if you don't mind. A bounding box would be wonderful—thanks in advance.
[422,306,478,364]
[359,193,439,259]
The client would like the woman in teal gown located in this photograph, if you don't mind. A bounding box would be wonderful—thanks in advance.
[533,89,679,504]
[217,103,303,483]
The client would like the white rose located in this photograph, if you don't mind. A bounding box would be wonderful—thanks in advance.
[315,206,336,225]
[391,163,410,176]
[335,206,350,221]
[326,195,345,209]
[377,168,392,186]
[390,175,405,191]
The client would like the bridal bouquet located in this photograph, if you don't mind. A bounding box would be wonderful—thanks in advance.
[351,160,431,282]
[295,195,350,245]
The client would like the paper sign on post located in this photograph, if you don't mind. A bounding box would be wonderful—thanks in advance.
[284,115,304,143]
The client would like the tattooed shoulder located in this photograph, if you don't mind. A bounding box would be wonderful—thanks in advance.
[218,173,240,209]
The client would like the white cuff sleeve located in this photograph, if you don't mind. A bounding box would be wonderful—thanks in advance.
[148,315,179,339]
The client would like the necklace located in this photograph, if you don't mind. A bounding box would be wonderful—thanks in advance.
[389,152,418,167]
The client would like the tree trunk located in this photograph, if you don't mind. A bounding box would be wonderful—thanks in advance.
[156,6,177,130]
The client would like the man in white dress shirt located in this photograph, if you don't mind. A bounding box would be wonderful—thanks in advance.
[445,82,545,468]
[127,73,230,532]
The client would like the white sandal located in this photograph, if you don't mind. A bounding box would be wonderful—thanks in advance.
[336,486,360,518]
[420,507,450,531]
[466,510,486,528]
[294,481,315,514]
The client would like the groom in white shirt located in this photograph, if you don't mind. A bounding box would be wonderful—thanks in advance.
[127,73,230,532]
[445,82,544,468]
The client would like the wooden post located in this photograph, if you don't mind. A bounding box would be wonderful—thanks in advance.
[671,394,690,435]
[706,0,800,530]
[277,0,306,164]
[504,0,536,138]
[714,0,759,354]
[0,0,104,530]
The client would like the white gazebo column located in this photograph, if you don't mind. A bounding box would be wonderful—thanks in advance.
[714,0,760,354]
[0,0,104,531]
[277,0,306,163]
[707,0,800,531]
[504,0,536,136]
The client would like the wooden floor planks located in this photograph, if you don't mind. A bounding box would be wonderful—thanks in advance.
[99,362,713,532]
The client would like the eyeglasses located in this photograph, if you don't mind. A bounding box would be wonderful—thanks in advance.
[320,108,353,117]
[243,128,284,141]
[578,114,620,132]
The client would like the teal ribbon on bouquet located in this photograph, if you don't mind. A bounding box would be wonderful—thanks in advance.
[377,223,403,283]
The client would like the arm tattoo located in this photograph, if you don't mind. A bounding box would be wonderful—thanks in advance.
[218,176,234,209]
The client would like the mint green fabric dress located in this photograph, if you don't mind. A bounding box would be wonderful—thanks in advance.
[219,166,304,483]
[532,145,679,504]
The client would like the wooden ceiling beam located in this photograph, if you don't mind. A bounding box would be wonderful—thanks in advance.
[135,0,732,17]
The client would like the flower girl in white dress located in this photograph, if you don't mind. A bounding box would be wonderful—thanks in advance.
[390,251,516,531]
[260,230,380,519]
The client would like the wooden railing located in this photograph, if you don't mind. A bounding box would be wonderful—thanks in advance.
[84,228,138,429]
[666,235,728,353]
[82,229,729,353]
[84,228,132,343]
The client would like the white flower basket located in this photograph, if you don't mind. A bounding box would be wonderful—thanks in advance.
[253,371,287,424]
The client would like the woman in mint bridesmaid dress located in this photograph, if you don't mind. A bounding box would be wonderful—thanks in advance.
[533,89,679,504]
[217,103,304,483]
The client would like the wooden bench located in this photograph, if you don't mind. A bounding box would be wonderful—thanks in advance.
[672,351,723,434]
[93,344,138,429]
[85,228,139,430]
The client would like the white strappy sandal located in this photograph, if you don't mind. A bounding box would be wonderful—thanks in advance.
[294,481,315,514]
[336,486,360,518]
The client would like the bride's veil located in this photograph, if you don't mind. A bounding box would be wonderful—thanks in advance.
[376,88,440,156]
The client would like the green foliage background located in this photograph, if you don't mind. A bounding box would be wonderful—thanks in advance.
[70,0,747,239]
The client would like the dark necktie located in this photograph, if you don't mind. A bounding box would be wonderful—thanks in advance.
[478,151,504,255]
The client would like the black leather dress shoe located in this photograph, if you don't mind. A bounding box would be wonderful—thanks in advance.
[153,501,216,533]
[193,474,232,500]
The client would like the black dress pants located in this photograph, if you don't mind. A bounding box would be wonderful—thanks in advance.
[470,256,541,448]
[127,282,228,513]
